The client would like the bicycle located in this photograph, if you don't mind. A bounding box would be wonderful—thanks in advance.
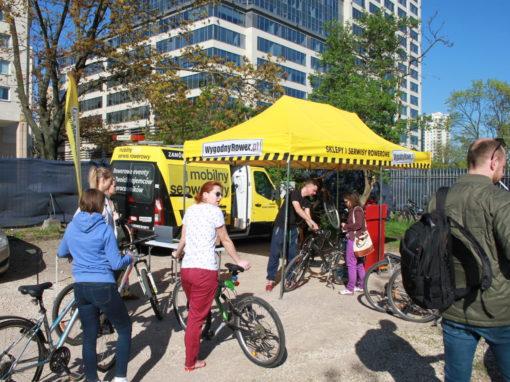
[363,252,402,313]
[363,253,437,323]
[386,268,438,323]
[283,229,345,291]
[0,281,116,381]
[173,263,286,368]
[284,199,344,292]
[52,234,160,349]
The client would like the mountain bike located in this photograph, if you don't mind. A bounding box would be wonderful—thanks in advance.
[363,253,401,312]
[284,198,344,292]
[0,281,116,381]
[52,234,159,348]
[283,229,345,291]
[363,253,437,323]
[386,268,438,323]
[173,263,286,368]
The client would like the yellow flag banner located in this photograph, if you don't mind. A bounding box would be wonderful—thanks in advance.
[64,72,82,197]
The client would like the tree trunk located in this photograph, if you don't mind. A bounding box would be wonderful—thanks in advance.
[360,170,376,207]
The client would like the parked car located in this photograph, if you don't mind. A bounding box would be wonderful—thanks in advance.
[0,228,9,274]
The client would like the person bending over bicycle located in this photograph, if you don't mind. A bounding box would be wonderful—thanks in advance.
[172,181,251,372]
[266,179,319,292]
[58,189,133,382]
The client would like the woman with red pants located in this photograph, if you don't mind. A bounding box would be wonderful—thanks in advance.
[172,181,251,372]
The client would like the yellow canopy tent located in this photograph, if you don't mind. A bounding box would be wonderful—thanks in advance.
[183,95,431,169]
[183,96,431,298]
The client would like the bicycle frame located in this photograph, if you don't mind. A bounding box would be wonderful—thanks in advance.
[4,295,80,376]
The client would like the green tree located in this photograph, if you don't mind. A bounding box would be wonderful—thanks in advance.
[309,14,416,142]
[447,79,510,147]
[310,11,450,203]
[137,48,283,144]
[1,0,161,159]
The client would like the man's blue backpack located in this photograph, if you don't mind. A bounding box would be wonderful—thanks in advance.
[399,187,493,311]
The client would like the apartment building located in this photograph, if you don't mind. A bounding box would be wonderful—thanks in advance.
[0,8,30,157]
[422,112,449,159]
[77,0,422,153]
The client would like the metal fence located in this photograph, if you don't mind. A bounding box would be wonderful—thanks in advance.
[388,168,510,211]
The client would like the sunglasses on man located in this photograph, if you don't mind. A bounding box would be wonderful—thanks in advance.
[490,138,507,161]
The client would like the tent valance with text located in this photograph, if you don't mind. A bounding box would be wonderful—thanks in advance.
[183,96,431,170]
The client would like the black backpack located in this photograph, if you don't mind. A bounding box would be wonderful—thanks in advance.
[400,187,493,312]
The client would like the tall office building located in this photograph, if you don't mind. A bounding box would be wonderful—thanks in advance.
[0,8,30,157]
[422,112,449,160]
[77,0,421,155]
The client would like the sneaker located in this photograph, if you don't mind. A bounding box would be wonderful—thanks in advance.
[265,281,275,292]
[354,287,364,293]
[112,378,129,382]
[339,289,354,295]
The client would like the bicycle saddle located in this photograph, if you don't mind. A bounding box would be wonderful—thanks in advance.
[225,263,245,273]
[18,282,53,299]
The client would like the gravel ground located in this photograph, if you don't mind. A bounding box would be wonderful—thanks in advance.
[0,236,500,382]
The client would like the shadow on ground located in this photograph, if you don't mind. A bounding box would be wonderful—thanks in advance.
[355,319,444,381]
[0,237,46,284]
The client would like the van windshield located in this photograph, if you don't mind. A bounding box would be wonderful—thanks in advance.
[112,161,155,204]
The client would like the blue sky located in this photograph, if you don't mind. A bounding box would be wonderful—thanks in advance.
[421,0,510,114]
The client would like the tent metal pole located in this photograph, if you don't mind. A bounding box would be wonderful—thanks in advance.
[336,170,339,210]
[378,165,383,261]
[183,160,187,215]
[279,158,292,299]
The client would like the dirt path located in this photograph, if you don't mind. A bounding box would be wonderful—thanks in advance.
[0,237,498,381]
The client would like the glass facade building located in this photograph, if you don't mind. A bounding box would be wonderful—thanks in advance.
[77,0,422,151]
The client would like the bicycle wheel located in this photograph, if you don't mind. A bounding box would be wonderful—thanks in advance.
[96,313,117,372]
[323,200,340,229]
[52,283,83,346]
[234,296,286,368]
[283,252,309,292]
[363,259,396,313]
[387,269,437,323]
[140,269,162,320]
[173,280,188,329]
[0,319,45,381]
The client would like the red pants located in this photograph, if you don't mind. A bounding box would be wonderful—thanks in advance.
[180,268,218,367]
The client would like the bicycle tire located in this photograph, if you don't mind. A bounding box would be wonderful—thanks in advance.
[363,259,395,313]
[323,200,340,229]
[0,318,45,381]
[140,269,162,320]
[234,296,286,368]
[283,252,309,292]
[387,269,437,323]
[52,283,83,346]
[96,313,117,372]
[173,280,188,329]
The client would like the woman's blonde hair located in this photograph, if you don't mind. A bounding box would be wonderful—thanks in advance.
[88,166,113,190]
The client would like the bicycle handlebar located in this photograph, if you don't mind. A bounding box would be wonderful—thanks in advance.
[119,234,157,250]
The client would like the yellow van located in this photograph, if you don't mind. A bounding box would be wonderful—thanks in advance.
[110,145,279,237]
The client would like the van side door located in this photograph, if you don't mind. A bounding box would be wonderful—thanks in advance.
[249,167,278,226]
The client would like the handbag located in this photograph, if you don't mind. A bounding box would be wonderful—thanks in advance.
[352,207,374,258]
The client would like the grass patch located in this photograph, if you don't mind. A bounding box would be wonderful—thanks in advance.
[6,224,64,242]
[384,219,414,252]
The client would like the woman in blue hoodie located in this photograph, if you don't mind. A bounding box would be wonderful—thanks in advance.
[58,189,133,382]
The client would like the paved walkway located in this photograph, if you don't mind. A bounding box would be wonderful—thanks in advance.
[0,237,497,381]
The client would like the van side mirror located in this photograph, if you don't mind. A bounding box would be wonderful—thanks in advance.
[271,189,279,201]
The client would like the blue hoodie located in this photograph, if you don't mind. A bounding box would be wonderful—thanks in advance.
[58,212,131,283]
